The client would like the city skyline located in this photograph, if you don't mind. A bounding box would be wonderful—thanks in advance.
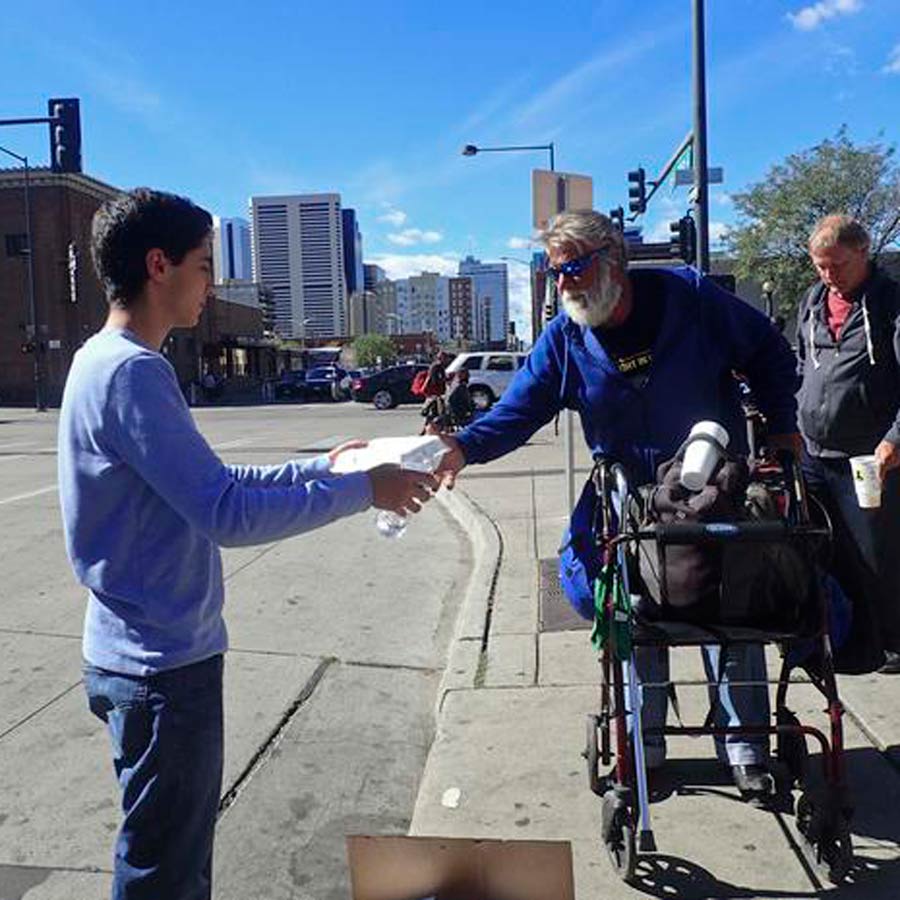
[2,1,899,338]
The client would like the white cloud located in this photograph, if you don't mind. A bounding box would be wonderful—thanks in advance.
[883,43,900,75]
[368,253,461,280]
[506,236,534,250]
[387,228,443,246]
[377,207,408,226]
[787,0,863,31]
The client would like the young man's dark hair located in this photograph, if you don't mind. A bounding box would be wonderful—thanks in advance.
[90,188,213,306]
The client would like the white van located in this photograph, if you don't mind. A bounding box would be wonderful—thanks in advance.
[445,351,529,410]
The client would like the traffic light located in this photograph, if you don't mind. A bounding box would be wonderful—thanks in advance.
[609,206,624,231]
[48,97,82,173]
[20,340,35,354]
[627,167,646,215]
[669,215,697,265]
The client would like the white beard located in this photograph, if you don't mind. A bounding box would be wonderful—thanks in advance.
[560,265,623,328]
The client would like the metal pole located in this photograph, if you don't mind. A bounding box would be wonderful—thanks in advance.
[549,145,577,512]
[22,157,45,410]
[692,0,711,273]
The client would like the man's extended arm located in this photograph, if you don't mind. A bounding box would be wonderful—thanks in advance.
[108,357,431,546]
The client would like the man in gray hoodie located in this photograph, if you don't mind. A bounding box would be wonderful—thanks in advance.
[796,214,900,673]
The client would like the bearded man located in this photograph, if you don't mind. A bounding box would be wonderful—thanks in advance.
[436,209,801,800]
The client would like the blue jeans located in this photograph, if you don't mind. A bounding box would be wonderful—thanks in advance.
[83,655,224,900]
[802,450,900,650]
[630,643,770,768]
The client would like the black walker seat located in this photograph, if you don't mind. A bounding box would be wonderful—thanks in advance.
[582,453,854,886]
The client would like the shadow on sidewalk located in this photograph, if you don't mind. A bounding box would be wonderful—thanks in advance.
[604,747,900,898]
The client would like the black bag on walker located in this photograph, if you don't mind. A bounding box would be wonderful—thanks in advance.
[637,454,815,630]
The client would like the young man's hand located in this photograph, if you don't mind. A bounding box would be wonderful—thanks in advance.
[368,465,438,515]
[327,439,368,467]
[875,438,900,482]
[434,435,467,489]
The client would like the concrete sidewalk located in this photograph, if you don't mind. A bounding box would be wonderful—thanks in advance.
[414,422,900,899]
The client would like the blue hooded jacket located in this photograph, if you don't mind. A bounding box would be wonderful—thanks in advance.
[456,266,798,485]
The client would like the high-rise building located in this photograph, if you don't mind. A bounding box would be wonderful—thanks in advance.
[458,256,509,347]
[363,263,386,292]
[341,209,364,296]
[250,193,346,338]
[448,277,475,344]
[395,272,449,338]
[212,216,253,281]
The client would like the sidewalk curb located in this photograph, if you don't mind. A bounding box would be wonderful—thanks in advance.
[434,485,502,713]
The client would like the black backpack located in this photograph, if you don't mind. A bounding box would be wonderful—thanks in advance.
[637,454,816,633]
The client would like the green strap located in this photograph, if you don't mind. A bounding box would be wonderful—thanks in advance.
[590,563,633,659]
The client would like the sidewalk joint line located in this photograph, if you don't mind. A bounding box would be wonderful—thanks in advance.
[217,655,336,819]
[0,681,82,742]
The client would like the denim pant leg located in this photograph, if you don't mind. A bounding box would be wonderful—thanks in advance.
[84,655,225,900]
[702,643,770,766]
[822,459,900,650]
[628,645,669,768]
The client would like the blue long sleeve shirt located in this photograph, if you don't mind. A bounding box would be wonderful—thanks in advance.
[456,267,799,485]
[58,328,373,675]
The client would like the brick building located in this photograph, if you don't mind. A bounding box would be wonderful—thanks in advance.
[0,167,118,405]
[0,168,274,405]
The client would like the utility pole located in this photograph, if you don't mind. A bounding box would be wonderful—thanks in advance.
[692,0,711,272]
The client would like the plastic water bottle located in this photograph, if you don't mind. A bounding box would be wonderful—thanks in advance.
[373,437,448,539]
[375,509,408,539]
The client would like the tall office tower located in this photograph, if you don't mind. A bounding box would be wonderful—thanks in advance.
[250,193,347,338]
[341,209,364,295]
[395,272,448,338]
[458,256,509,347]
[363,263,386,292]
[212,216,253,281]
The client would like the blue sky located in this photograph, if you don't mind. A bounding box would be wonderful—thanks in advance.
[2,0,898,336]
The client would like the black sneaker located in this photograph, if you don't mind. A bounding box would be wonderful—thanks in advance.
[731,764,774,802]
[880,650,900,674]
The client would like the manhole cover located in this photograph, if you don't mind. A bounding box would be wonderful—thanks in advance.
[538,557,589,632]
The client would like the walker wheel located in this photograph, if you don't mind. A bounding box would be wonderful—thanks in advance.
[796,789,853,883]
[601,787,637,884]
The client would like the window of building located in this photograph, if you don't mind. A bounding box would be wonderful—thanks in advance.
[5,234,28,257]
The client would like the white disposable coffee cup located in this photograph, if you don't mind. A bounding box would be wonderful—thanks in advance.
[849,454,881,508]
[680,421,730,492]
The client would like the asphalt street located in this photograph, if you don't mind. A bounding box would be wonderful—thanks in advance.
[0,400,469,900]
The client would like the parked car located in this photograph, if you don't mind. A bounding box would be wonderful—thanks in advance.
[304,365,347,401]
[350,363,429,410]
[339,368,370,394]
[273,369,307,400]
[444,351,529,410]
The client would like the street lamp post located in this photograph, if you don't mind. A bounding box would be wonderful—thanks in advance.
[462,142,555,172]
[0,144,44,411]
[761,281,775,322]
[462,141,577,511]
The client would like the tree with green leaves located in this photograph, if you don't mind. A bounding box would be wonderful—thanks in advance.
[727,128,900,317]
[351,333,397,368]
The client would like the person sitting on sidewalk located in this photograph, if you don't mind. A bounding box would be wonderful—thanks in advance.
[436,209,801,801]
[58,187,437,900]
[796,214,900,674]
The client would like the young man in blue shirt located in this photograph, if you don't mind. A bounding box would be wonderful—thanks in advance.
[58,188,436,900]
[438,209,801,800]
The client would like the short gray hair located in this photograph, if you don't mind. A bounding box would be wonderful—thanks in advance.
[539,209,627,267]
[809,214,870,253]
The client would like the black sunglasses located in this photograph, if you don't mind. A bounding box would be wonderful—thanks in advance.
[545,247,610,281]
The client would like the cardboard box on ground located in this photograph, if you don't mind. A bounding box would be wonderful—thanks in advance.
[346,836,575,900]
